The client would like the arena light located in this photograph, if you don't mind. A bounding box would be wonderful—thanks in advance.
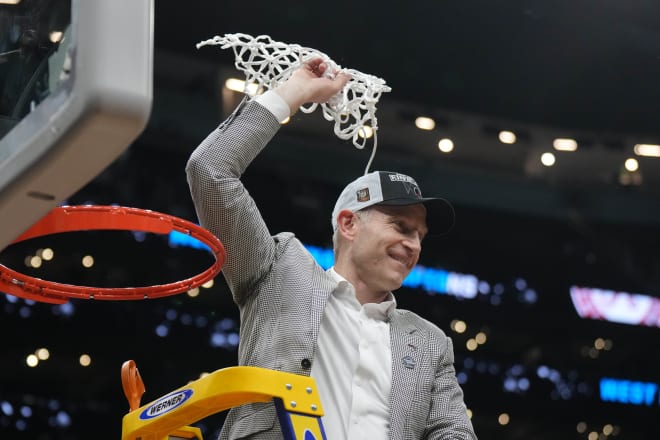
[29,255,42,268]
[553,138,578,151]
[358,125,374,139]
[450,319,467,333]
[498,130,516,144]
[49,31,64,43]
[224,78,260,95]
[40,248,54,260]
[81,255,94,268]
[415,116,436,131]
[633,143,660,157]
[79,354,92,367]
[541,152,556,166]
[475,332,487,344]
[624,158,639,172]
[438,138,454,153]
[498,413,510,426]
[26,354,38,367]
[36,348,50,360]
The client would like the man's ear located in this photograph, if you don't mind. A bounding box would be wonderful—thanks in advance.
[336,209,359,241]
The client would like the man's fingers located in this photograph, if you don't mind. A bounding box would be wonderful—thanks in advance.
[337,72,352,84]
[306,57,325,75]
[310,62,327,78]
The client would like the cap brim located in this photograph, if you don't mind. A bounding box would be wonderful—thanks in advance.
[378,197,455,236]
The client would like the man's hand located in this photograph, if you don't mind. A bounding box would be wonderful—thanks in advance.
[274,57,351,114]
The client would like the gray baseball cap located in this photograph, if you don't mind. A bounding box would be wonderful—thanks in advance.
[331,171,455,235]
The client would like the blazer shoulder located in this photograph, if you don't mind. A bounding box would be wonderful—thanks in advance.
[393,308,450,340]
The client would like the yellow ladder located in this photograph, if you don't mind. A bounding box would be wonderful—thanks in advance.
[120,360,326,440]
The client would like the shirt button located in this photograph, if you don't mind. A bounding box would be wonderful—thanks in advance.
[301,358,312,369]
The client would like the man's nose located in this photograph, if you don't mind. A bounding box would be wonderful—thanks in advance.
[405,233,422,252]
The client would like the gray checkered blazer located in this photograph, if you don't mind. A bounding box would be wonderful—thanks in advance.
[186,98,477,440]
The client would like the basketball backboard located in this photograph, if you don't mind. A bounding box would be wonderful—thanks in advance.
[0,0,153,251]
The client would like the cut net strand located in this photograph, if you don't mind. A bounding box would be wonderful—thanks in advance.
[196,33,391,174]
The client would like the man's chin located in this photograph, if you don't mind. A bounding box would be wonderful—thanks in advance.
[387,275,408,291]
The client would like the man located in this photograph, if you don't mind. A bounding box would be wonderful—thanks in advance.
[186,58,477,439]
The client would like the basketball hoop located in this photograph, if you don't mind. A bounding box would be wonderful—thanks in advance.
[196,33,391,174]
[0,206,225,304]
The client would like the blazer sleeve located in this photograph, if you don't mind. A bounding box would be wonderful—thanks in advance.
[185,98,282,304]
[426,335,478,439]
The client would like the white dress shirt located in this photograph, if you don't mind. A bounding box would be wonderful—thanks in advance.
[311,268,396,440]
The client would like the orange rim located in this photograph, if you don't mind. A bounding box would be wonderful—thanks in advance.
[0,205,225,303]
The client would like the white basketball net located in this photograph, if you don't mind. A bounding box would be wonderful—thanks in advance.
[196,33,392,173]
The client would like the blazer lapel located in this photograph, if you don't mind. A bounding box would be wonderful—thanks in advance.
[388,312,427,440]
[307,270,338,345]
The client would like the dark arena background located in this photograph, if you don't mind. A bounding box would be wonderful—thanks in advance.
[2,1,660,439]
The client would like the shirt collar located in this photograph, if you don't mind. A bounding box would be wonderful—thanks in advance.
[328,267,397,320]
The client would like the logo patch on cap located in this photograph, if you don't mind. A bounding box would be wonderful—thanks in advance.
[356,187,370,202]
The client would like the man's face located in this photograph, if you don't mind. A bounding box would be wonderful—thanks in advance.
[350,204,428,294]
